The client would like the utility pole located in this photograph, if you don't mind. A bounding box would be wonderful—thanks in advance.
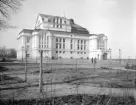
[119,49,121,64]
[22,46,24,63]
[93,57,96,70]
[25,49,27,82]
[127,56,130,80]
[108,48,112,80]
[39,50,43,93]
[109,48,112,70]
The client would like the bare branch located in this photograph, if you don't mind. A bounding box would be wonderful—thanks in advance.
[0,0,24,30]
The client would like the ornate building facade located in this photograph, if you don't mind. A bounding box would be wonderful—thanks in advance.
[17,14,109,60]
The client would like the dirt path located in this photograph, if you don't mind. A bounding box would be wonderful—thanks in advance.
[1,83,136,100]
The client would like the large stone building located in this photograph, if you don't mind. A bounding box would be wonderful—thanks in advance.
[17,14,109,60]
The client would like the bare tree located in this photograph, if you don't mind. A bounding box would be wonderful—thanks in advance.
[8,48,17,58]
[0,0,24,30]
[0,46,7,57]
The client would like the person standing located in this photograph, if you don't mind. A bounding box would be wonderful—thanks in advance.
[91,57,93,64]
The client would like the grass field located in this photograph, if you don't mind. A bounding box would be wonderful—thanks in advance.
[0,59,136,104]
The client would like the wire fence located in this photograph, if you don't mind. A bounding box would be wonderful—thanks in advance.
[1,58,136,104]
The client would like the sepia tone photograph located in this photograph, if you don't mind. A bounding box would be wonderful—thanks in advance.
[0,0,136,104]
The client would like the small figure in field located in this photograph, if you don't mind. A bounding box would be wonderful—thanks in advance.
[94,57,97,64]
[91,57,93,63]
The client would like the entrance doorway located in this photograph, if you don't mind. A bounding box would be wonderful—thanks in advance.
[102,53,107,60]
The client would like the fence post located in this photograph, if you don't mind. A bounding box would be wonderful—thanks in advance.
[39,50,43,93]
[25,50,27,82]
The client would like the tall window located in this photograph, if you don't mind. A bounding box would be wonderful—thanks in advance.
[56,43,58,49]
[59,43,61,49]
[48,18,51,22]
[98,38,104,50]
[53,18,55,23]
[56,38,64,50]
[57,25,59,28]
[81,40,83,50]
[57,17,58,23]
[39,33,49,49]
[60,18,62,28]
[70,35,74,50]
[63,38,65,49]
[81,45,83,50]
[56,38,59,49]
[56,38,58,42]
[77,40,86,51]
[70,39,73,49]
[47,36,49,48]
[84,40,86,50]
[44,35,46,48]
[39,35,44,48]
[77,40,79,50]
[26,37,30,43]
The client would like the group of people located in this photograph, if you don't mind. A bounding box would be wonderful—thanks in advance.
[91,57,97,64]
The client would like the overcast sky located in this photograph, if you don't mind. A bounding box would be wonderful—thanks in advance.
[0,0,135,59]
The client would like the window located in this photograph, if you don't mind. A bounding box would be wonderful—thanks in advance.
[63,38,65,42]
[63,44,65,49]
[53,24,55,28]
[63,51,65,54]
[47,36,49,48]
[59,43,61,49]
[60,19,62,24]
[63,38,65,49]
[84,45,86,50]
[81,45,83,50]
[57,17,59,23]
[48,18,51,22]
[26,38,29,43]
[56,51,58,53]
[57,25,59,28]
[70,39,73,49]
[71,51,73,54]
[71,44,72,49]
[84,40,86,44]
[71,39,73,43]
[60,38,61,42]
[59,51,61,53]
[60,25,62,28]
[53,18,55,23]
[56,37,64,50]
[77,45,79,50]
[56,43,58,49]
[56,38,58,42]
[81,40,83,44]
[39,35,45,49]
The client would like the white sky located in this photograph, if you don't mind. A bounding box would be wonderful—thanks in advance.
[0,0,135,59]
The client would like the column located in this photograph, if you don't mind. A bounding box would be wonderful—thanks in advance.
[35,35,39,48]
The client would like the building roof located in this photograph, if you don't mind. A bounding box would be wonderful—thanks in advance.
[39,14,89,34]
[48,29,92,36]
[70,23,89,34]
[39,13,66,19]
[19,29,33,35]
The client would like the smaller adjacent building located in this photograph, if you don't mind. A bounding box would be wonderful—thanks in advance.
[89,34,108,60]
[17,14,109,60]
